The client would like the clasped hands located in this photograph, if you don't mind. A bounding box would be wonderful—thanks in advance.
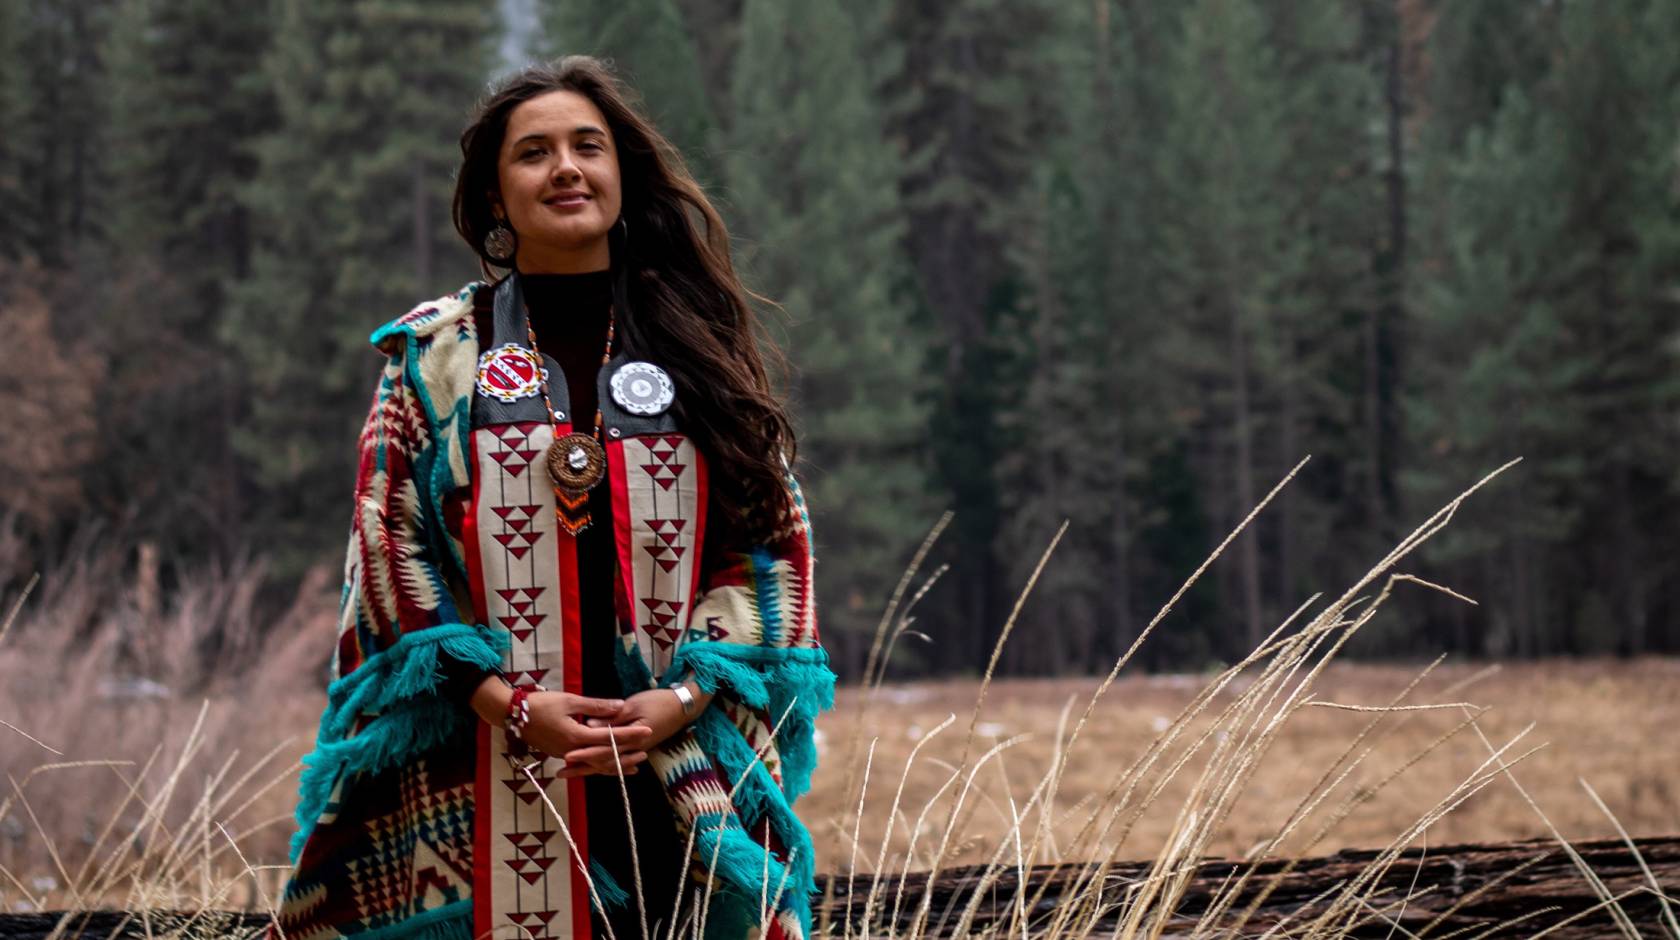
[520,686,700,779]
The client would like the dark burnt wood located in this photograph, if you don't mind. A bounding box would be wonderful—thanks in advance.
[4,836,1673,938]
[815,836,1678,938]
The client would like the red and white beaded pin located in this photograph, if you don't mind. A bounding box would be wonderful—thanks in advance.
[475,343,545,403]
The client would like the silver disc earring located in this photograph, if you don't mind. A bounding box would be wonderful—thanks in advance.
[483,222,516,265]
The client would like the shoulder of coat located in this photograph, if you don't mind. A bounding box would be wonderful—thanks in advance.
[368,281,485,356]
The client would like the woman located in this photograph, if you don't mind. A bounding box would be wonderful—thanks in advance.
[273,57,834,940]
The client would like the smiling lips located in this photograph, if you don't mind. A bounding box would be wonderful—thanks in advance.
[546,192,590,208]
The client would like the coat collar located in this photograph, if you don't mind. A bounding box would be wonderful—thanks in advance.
[367,281,485,355]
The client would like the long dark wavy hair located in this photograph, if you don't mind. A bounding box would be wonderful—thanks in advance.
[453,57,796,541]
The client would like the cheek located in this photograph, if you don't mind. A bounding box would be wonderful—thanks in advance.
[500,167,545,222]
[596,171,624,212]
[506,165,544,198]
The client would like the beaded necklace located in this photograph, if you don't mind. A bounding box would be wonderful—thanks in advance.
[525,303,615,535]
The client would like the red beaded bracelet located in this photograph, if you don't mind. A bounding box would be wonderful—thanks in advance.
[506,684,538,740]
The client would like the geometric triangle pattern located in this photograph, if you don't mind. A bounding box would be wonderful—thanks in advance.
[640,434,689,492]
[314,756,476,933]
[472,422,564,677]
[275,744,480,939]
[471,420,582,940]
[616,433,704,680]
[479,718,575,939]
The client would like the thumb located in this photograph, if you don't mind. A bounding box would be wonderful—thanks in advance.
[570,696,626,718]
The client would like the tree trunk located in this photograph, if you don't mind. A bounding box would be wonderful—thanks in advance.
[1094,0,1134,663]
[413,158,432,293]
[1278,323,1299,611]
[818,835,1680,938]
[1367,0,1406,542]
[1232,304,1264,653]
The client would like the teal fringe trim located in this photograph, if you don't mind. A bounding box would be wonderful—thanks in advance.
[664,642,836,801]
[588,857,631,912]
[616,635,657,692]
[688,708,818,937]
[658,641,835,939]
[700,879,761,940]
[288,622,509,864]
[613,634,834,937]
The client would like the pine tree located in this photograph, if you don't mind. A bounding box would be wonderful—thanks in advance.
[1137,1,1381,661]
[0,0,28,261]
[228,0,496,572]
[1406,0,1680,658]
[93,0,273,558]
[879,0,1063,671]
[7,1,114,267]
[538,0,719,182]
[1265,0,1385,617]
[1146,2,1291,657]
[724,0,930,669]
[988,0,1152,673]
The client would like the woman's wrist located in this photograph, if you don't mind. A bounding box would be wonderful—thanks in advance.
[676,675,713,717]
[469,672,514,726]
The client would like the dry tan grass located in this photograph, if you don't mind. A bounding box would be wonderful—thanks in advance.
[2,463,1675,936]
[6,661,1674,904]
[803,657,1680,871]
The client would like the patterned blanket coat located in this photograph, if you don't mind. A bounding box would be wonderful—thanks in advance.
[273,280,834,940]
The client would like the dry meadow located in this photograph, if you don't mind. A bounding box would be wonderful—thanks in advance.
[4,629,1675,913]
[806,659,1680,870]
[3,484,1677,933]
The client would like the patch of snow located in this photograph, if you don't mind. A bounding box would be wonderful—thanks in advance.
[878,686,932,706]
[96,676,172,701]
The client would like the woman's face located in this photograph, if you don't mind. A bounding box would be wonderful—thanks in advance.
[492,89,623,273]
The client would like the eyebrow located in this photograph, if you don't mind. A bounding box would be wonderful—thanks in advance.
[510,125,609,148]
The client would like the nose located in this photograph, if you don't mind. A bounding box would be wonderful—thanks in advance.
[551,148,582,184]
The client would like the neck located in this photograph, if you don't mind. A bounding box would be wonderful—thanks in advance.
[515,237,611,274]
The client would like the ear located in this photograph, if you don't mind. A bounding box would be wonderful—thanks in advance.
[487,190,505,222]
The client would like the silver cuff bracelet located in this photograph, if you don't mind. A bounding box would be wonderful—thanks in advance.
[671,683,698,717]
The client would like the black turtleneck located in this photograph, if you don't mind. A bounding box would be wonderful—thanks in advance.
[521,268,615,426]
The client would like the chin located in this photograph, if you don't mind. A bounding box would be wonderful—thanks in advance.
[532,222,612,250]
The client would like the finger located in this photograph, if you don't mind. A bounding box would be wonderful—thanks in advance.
[563,746,649,766]
[568,696,626,718]
[576,757,644,777]
[610,723,655,741]
[558,762,640,778]
[561,722,655,747]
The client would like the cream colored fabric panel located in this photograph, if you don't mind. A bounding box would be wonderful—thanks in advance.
[472,421,581,939]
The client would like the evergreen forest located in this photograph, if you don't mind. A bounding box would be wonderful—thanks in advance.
[2,0,1676,679]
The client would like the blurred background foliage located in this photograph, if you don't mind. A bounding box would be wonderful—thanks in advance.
[1,0,1676,679]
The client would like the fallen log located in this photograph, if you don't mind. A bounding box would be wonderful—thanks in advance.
[822,835,1679,937]
[3,836,1672,938]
